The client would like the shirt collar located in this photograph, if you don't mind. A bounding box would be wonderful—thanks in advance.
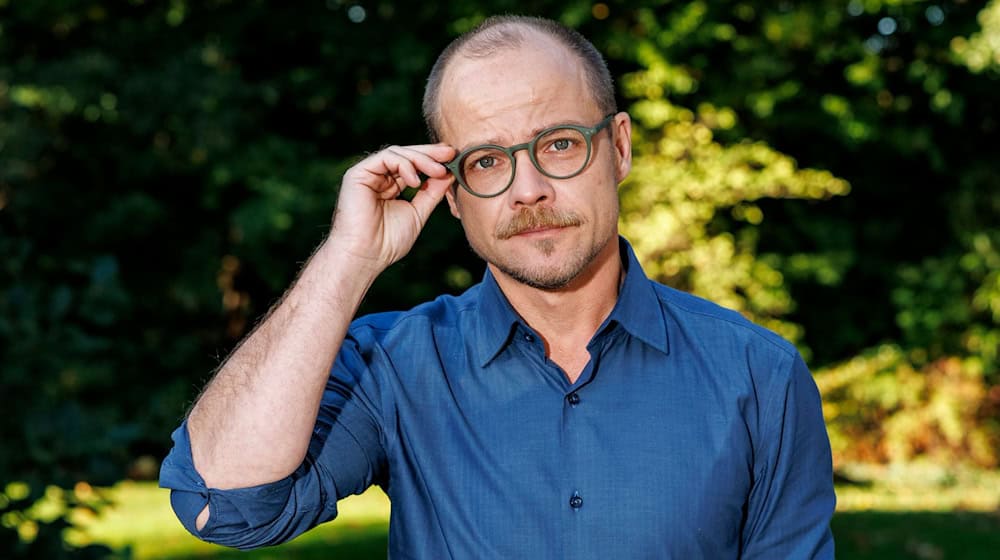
[474,267,522,367]
[607,237,670,355]
[473,236,670,367]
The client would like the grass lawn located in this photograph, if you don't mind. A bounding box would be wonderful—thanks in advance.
[73,482,391,560]
[72,463,1000,559]
[832,511,1000,559]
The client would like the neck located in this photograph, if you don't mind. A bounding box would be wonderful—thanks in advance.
[491,238,622,377]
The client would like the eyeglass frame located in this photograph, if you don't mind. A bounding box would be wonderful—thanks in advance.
[442,113,617,199]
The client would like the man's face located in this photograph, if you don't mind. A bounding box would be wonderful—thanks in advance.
[437,35,632,291]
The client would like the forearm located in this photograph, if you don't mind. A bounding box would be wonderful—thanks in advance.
[187,237,382,490]
[168,141,454,534]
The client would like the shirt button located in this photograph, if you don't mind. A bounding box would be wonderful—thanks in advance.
[566,392,581,406]
[569,495,583,509]
[524,333,533,342]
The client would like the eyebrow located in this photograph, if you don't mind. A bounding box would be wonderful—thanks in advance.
[458,119,591,152]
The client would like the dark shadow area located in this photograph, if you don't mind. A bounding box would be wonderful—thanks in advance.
[832,511,1000,559]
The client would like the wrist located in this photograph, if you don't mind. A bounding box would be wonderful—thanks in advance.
[294,237,386,319]
[315,235,388,279]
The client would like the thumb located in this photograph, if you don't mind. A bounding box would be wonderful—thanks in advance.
[408,176,452,226]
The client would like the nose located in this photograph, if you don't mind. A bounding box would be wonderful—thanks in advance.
[506,148,555,208]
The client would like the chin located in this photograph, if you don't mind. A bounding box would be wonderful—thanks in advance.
[502,270,577,291]
[495,248,597,291]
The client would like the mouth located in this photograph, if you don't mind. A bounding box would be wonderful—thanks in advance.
[515,225,564,236]
[496,208,583,240]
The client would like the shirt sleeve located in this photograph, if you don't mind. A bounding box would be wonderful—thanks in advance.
[158,331,390,550]
[740,352,836,559]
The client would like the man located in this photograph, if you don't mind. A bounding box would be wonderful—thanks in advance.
[160,15,835,558]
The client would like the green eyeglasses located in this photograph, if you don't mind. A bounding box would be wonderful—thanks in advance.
[444,114,615,198]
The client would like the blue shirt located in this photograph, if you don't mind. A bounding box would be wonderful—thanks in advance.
[160,238,835,558]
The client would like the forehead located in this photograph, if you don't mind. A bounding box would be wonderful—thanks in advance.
[436,33,600,148]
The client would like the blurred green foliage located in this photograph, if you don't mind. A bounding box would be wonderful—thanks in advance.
[1,0,998,556]
[610,0,1000,474]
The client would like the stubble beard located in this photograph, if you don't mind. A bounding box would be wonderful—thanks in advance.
[469,206,610,291]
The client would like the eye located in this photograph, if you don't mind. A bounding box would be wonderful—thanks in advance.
[462,148,508,177]
[473,155,496,169]
[552,138,573,151]
[538,129,583,154]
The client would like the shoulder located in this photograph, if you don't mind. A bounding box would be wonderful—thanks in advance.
[647,283,819,439]
[347,283,482,344]
[655,282,796,355]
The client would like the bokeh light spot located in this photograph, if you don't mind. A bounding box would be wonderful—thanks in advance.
[878,17,897,36]
[348,5,366,23]
[926,6,945,26]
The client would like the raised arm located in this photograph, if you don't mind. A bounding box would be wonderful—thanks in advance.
[180,143,456,530]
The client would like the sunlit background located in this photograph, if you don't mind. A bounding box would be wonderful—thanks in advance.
[2,1,999,558]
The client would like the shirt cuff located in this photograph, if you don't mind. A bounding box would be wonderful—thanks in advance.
[158,421,301,547]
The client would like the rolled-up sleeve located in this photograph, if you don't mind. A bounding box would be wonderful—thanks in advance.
[158,331,390,549]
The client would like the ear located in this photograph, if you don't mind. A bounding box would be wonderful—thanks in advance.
[445,185,462,219]
[611,112,633,184]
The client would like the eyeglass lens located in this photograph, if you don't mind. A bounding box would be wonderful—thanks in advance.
[459,127,590,196]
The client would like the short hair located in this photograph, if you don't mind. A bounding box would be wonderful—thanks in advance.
[422,15,617,143]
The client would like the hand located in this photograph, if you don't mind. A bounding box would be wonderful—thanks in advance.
[329,143,456,270]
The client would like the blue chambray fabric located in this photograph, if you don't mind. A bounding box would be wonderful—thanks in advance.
[160,237,835,558]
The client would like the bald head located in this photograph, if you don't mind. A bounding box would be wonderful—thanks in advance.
[422,15,617,143]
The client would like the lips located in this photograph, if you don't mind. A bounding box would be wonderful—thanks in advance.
[495,207,583,240]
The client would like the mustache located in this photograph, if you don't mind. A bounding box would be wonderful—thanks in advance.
[495,207,584,240]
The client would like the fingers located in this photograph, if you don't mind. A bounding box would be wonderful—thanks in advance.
[331,143,457,267]
[351,144,455,195]
[390,145,456,225]
[409,174,453,225]
[389,144,455,180]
